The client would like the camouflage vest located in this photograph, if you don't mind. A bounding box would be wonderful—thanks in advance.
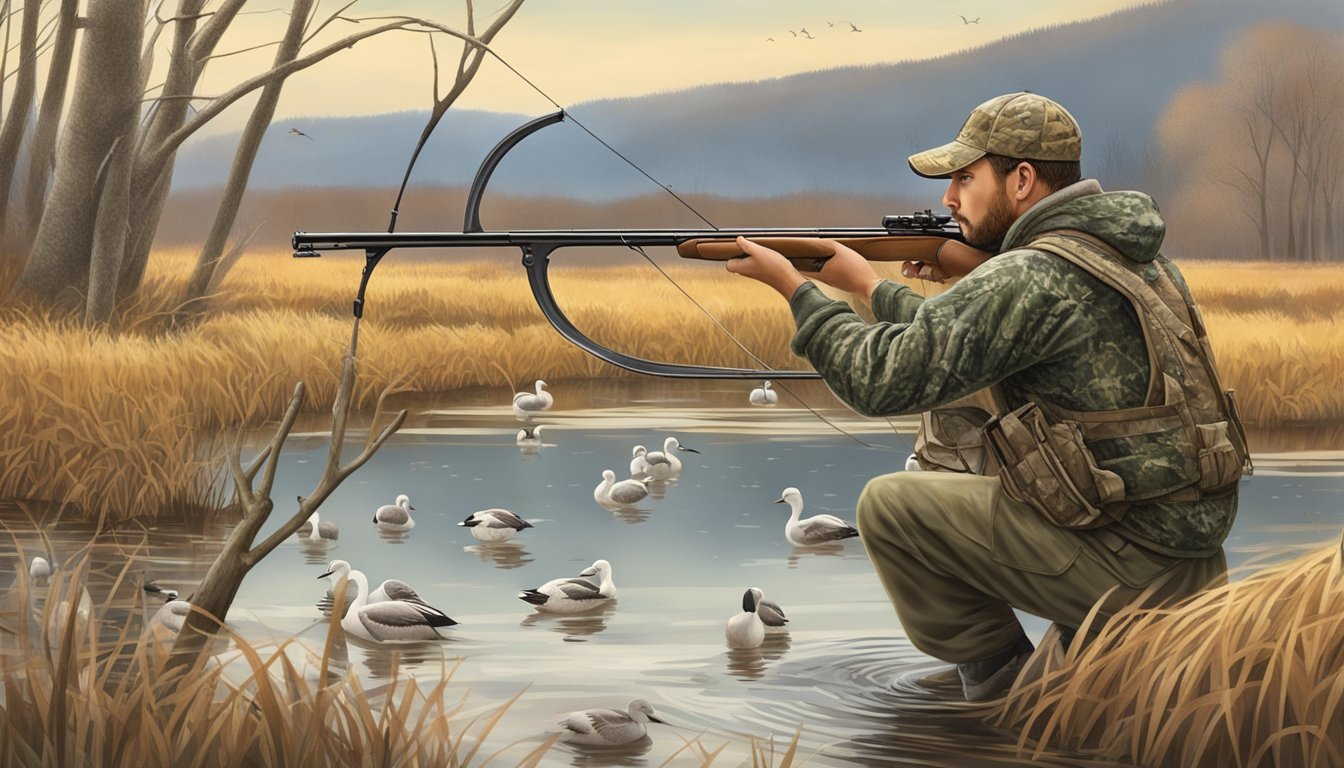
[917,231,1252,529]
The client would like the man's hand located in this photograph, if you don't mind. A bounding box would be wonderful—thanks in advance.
[799,239,884,300]
[901,260,950,283]
[726,236,808,300]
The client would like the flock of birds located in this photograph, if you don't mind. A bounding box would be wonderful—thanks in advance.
[20,376,883,746]
[766,16,981,42]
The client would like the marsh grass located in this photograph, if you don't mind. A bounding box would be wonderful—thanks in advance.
[997,537,1344,767]
[0,251,1340,520]
[0,555,558,768]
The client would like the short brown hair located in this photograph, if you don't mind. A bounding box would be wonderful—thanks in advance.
[985,153,1081,193]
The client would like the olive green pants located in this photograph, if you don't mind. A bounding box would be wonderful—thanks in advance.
[855,471,1228,664]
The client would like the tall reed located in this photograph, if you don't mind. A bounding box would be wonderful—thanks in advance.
[997,537,1344,767]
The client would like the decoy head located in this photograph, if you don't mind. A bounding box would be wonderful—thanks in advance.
[319,560,351,580]
[775,487,803,506]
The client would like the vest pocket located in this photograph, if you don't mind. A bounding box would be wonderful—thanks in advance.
[983,403,1127,529]
[1196,421,1241,492]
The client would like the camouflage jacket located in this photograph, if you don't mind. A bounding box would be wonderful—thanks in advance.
[788,179,1235,557]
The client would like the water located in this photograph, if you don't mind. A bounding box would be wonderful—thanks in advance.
[3,380,1343,766]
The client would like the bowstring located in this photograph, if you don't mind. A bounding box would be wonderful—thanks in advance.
[480,45,906,452]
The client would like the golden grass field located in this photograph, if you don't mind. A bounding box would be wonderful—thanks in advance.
[1,250,1340,766]
[0,249,1341,522]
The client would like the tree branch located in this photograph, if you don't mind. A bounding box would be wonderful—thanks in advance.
[257,382,306,502]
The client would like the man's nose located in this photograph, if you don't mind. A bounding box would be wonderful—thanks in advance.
[942,181,957,211]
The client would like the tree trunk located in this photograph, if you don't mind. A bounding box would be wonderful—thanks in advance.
[20,0,81,256]
[180,0,315,319]
[86,123,137,325]
[116,0,246,304]
[0,0,40,254]
[13,0,144,308]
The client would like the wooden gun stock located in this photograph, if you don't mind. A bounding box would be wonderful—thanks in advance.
[676,236,993,279]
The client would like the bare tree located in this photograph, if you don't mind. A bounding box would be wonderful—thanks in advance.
[0,0,39,254]
[19,0,78,251]
[3,0,525,321]
[171,315,405,661]
[178,0,526,322]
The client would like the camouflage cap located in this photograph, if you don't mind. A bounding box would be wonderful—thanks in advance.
[907,92,1082,178]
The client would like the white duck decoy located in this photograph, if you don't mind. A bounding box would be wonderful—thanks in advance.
[641,436,700,481]
[29,556,53,583]
[373,494,416,529]
[750,587,788,634]
[516,425,545,447]
[749,380,779,406]
[298,510,339,540]
[629,445,649,478]
[725,587,766,649]
[144,581,190,636]
[319,560,456,642]
[519,559,616,614]
[775,487,860,546]
[905,453,922,471]
[558,698,665,745]
[459,508,533,542]
[594,470,648,509]
[511,380,553,422]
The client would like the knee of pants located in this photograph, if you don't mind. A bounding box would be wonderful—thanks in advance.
[856,473,918,538]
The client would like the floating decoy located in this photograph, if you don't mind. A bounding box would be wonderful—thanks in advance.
[642,436,699,481]
[519,559,616,614]
[558,698,664,745]
[373,494,416,529]
[749,380,778,406]
[459,508,532,542]
[775,487,860,546]
[319,560,456,642]
[512,379,553,421]
[594,470,648,508]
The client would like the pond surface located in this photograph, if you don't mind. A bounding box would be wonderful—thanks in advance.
[3,379,1343,766]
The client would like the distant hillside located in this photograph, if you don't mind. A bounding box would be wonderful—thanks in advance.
[170,0,1342,222]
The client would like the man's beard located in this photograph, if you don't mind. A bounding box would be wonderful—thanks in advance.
[959,188,1016,252]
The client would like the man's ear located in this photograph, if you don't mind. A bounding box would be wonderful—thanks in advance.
[1012,162,1038,201]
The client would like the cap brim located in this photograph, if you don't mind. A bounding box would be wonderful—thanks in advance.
[907,140,986,179]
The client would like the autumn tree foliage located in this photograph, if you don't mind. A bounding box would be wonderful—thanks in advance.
[1158,23,1344,262]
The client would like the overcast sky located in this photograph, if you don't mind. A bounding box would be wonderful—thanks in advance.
[192,0,1150,132]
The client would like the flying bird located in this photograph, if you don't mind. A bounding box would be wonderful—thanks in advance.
[789,30,797,37]
[288,127,315,141]
[848,21,862,32]
[800,29,815,39]
[826,20,835,27]
[766,36,774,42]
[959,15,980,24]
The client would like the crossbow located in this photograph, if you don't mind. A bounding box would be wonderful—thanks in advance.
[292,111,984,379]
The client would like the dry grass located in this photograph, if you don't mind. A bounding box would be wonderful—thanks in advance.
[997,536,1344,767]
[0,557,556,768]
[0,250,1340,520]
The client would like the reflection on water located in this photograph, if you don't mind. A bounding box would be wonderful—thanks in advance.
[3,379,1344,766]
[350,635,454,679]
[464,542,534,569]
[520,603,615,642]
[298,537,339,564]
[786,542,847,568]
[607,506,651,525]
[643,478,675,500]
[373,525,413,544]
[559,736,653,768]
[725,634,792,681]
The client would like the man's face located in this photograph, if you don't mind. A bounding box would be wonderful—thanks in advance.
[941,157,1017,252]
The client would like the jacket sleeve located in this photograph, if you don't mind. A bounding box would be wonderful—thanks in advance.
[788,253,1090,416]
[869,279,925,324]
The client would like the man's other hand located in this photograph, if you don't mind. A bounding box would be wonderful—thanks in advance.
[726,236,808,300]
[901,260,950,283]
